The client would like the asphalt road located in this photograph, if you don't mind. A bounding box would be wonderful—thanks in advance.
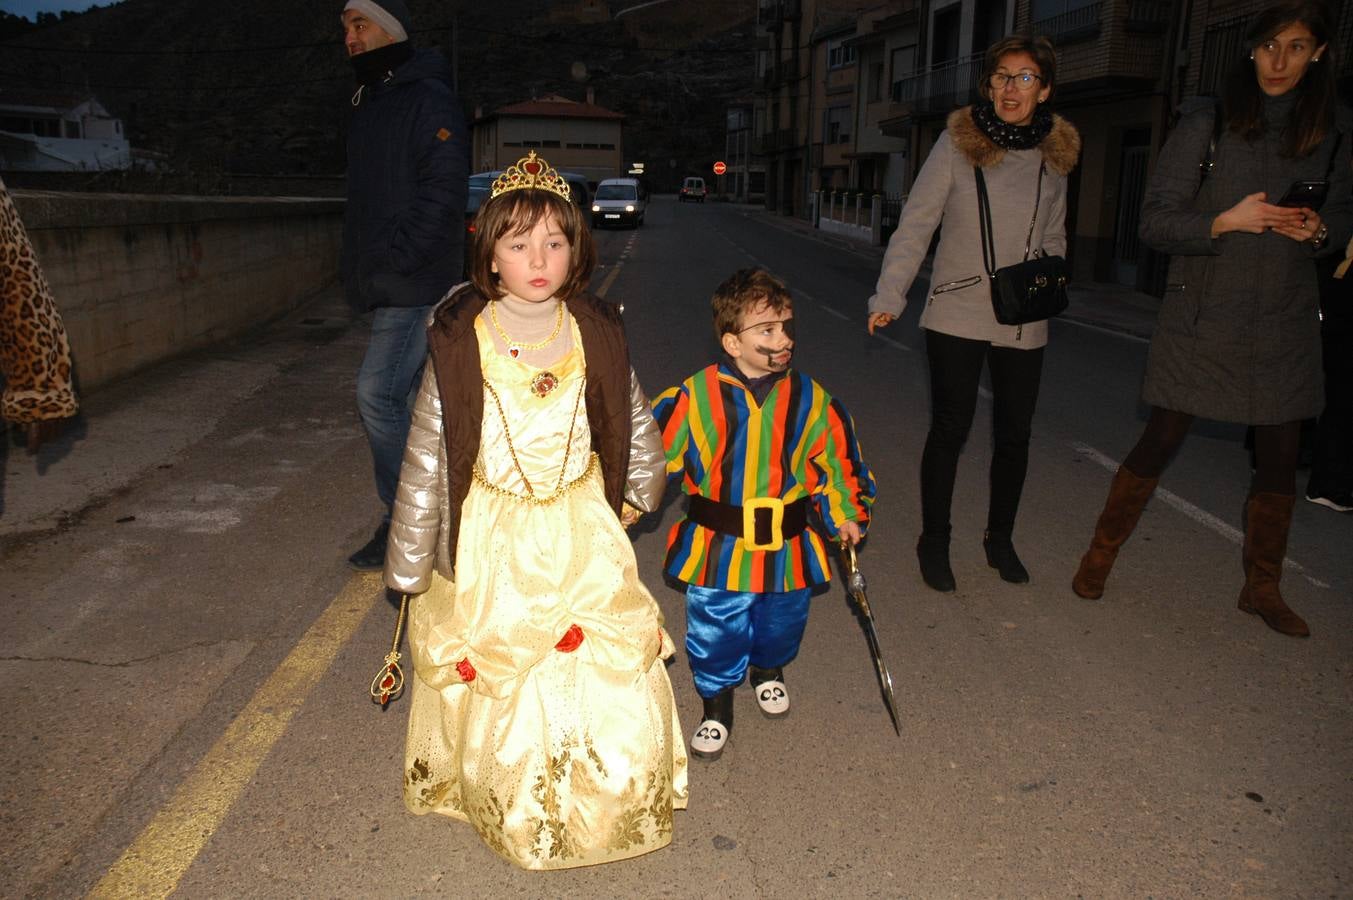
[2,196,1350,898]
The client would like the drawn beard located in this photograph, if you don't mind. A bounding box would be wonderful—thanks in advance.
[756,344,793,371]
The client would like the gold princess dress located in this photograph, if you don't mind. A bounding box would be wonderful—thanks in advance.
[402,316,688,869]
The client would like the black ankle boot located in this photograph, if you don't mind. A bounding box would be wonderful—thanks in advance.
[983,531,1029,584]
[916,530,956,592]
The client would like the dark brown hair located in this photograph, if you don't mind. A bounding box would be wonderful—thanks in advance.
[978,35,1058,102]
[467,189,596,303]
[711,268,793,341]
[1222,0,1336,157]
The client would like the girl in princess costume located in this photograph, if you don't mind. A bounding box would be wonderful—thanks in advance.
[383,152,687,868]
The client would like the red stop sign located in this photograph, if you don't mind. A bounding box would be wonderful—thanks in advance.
[713,161,727,175]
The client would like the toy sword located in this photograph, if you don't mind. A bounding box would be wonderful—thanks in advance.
[839,540,901,735]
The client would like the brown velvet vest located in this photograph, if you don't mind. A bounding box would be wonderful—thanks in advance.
[426,286,633,563]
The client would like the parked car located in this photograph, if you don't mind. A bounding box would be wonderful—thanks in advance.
[591,177,646,228]
[464,169,592,258]
[679,176,707,203]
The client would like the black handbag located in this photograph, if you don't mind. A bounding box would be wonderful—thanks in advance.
[975,162,1069,326]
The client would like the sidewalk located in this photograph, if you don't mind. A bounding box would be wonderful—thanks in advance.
[728,200,1160,340]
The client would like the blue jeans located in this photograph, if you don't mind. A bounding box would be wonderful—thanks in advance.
[356,305,431,517]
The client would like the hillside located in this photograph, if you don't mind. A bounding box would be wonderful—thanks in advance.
[0,0,758,192]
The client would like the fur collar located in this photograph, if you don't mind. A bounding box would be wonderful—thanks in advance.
[947,105,1081,176]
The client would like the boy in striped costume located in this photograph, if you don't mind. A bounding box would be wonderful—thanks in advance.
[653,268,876,760]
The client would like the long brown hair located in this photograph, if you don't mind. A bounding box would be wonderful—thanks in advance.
[1222,0,1336,158]
[467,189,596,303]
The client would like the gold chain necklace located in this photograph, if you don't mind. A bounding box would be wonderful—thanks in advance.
[489,300,564,360]
[481,375,585,501]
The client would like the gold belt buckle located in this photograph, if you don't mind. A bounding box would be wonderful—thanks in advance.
[742,497,785,552]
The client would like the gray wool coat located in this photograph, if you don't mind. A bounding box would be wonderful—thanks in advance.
[1140,94,1353,424]
[869,106,1081,349]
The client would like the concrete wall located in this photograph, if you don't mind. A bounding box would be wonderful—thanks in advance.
[12,190,343,392]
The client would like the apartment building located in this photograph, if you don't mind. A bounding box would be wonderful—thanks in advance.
[753,0,1353,292]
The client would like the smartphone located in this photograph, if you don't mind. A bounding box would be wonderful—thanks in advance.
[1277,179,1329,210]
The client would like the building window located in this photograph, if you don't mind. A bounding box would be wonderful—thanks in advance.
[824,106,850,144]
[827,39,857,70]
[868,62,884,102]
[890,44,917,100]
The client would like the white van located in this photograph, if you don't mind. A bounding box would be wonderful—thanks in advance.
[591,177,646,228]
[679,176,707,203]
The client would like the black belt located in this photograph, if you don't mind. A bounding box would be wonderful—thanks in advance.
[687,494,809,552]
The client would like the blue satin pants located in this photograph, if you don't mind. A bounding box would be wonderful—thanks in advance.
[684,585,812,698]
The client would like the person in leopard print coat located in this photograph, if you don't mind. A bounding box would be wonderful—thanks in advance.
[1,176,78,451]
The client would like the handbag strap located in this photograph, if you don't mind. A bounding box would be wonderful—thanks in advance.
[1195,98,1225,198]
[974,162,1045,277]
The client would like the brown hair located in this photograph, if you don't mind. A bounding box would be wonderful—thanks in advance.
[467,189,596,302]
[978,35,1058,102]
[1222,0,1336,158]
[711,268,793,341]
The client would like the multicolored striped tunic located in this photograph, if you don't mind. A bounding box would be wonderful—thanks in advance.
[653,362,876,593]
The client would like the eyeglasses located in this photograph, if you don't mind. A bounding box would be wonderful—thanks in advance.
[988,72,1044,92]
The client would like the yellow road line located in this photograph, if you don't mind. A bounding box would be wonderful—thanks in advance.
[89,575,382,899]
[597,261,623,299]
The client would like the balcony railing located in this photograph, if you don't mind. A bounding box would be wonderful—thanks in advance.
[1030,1,1103,41]
[1125,0,1174,33]
[755,128,800,155]
[890,52,983,114]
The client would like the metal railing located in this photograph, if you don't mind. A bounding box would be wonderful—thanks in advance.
[890,52,983,114]
[1030,2,1103,40]
[1125,0,1173,33]
[1198,15,1248,95]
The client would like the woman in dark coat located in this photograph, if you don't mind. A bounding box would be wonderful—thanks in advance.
[1072,0,1352,637]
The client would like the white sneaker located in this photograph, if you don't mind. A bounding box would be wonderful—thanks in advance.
[753,679,789,717]
[690,719,729,760]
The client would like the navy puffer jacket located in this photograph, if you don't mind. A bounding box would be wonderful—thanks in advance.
[342,48,470,311]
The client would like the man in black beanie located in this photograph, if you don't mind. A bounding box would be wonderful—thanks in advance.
[339,0,469,570]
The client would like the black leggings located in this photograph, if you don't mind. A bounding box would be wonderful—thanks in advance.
[1122,407,1302,496]
[920,330,1045,536]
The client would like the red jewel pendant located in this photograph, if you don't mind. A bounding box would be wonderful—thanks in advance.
[508,345,522,359]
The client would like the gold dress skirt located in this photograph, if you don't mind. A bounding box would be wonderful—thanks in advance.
[403,319,688,869]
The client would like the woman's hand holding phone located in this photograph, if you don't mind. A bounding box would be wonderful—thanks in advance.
[1211,191,1307,238]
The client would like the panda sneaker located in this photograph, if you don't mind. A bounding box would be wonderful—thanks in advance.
[690,688,734,760]
[750,666,789,718]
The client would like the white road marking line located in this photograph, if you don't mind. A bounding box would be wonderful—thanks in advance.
[1074,443,1328,588]
[1057,317,1151,344]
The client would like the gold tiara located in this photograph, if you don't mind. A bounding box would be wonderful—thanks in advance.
[490,151,571,201]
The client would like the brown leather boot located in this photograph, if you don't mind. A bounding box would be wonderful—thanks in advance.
[1237,492,1309,637]
[1072,466,1159,599]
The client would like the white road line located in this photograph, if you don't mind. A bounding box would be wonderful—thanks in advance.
[1073,443,1328,587]
[1058,317,1151,344]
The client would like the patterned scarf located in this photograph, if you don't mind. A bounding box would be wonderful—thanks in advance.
[971,100,1054,151]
